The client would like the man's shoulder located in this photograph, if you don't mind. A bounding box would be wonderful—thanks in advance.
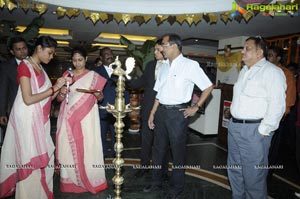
[0,58,17,73]
[93,65,106,74]
[278,64,294,79]
[181,55,198,65]
[0,58,16,66]
[265,61,284,72]
[262,61,286,79]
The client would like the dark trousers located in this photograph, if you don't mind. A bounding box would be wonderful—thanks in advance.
[152,106,188,195]
[140,119,169,174]
[268,120,285,169]
[140,119,154,166]
[100,115,116,157]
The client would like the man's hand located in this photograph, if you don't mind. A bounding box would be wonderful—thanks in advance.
[148,113,155,130]
[0,116,8,126]
[180,105,199,118]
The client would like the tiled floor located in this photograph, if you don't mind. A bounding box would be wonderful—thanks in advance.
[1,127,299,199]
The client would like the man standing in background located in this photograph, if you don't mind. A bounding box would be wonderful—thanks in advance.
[128,39,168,178]
[93,47,129,158]
[267,45,296,178]
[0,37,28,144]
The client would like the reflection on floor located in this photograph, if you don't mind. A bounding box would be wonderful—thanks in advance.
[1,129,299,199]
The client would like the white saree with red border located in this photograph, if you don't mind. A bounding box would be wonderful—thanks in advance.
[0,60,54,199]
[56,70,108,193]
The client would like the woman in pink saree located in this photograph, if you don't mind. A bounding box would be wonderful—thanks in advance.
[56,47,108,193]
[0,36,69,199]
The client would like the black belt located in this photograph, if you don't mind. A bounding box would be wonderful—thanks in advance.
[232,117,262,124]
[159,103,188,110]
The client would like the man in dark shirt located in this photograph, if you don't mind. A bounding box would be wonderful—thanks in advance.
[128,39,169,177]
[93,47,129,157]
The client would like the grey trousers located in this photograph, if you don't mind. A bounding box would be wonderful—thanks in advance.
[227,120,273,199]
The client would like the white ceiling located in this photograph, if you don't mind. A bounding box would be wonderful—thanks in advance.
[0,3,300,58]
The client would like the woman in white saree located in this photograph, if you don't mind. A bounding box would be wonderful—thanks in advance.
[56,47,108,193]
[0,36,69,199]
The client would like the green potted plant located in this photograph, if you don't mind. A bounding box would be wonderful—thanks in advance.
[120,35,156,79]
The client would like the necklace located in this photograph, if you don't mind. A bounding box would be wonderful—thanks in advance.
[30,57,42,70]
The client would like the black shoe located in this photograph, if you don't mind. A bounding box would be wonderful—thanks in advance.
[134,169,149,177]
[143,184,162,193]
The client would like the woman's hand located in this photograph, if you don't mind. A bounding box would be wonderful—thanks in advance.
[65,76,73,85]
[54,77,66,91]
[59,86,68,96]
[94,91,104,101]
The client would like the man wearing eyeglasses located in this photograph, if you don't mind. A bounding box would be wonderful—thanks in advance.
[228,37,286,199]
[144,33,213,199]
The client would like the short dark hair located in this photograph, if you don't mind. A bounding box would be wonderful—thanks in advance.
[35,36,57,49]
[246,36,268,57]
[8,36,27,50]
[71,46,87,58]
[99,47,111,57]
[162,33,182,52]
[268,45,284,59]
[156,38,162,45]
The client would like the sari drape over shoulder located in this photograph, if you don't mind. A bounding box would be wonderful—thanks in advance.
[0,60,54,199]
[56,70,108,193]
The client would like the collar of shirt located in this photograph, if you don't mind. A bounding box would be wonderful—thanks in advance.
[165,53,183,67]
[104,65,113,77]
[244,58,266,71]
[155,60,165,80]
[15,58,23,65]
[158,59,167,64]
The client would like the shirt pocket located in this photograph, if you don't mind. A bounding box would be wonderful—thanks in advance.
[242,80,266,98]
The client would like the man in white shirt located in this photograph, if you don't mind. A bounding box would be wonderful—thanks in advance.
[228,36,286,199]
[144,33,213,199]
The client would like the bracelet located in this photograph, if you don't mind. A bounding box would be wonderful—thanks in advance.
[50,87,54,96]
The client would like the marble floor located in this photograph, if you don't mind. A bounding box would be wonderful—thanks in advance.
[1,127,299,199]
